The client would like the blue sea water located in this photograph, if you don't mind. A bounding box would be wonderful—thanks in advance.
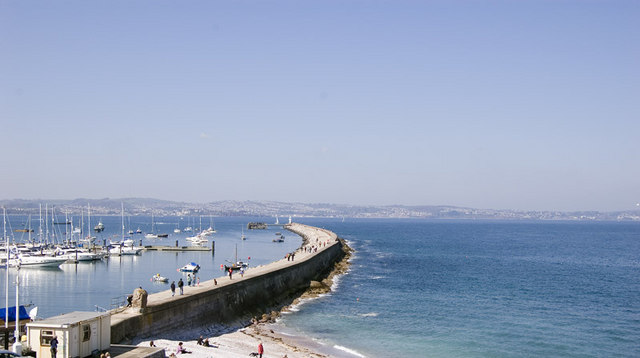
[2,217,640,357]
[275,219,640,357]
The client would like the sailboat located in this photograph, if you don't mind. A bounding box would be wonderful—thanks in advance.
[110,203,143,256]
[145,213,158,239]
[225,244,249,271]
[241,226,246,240]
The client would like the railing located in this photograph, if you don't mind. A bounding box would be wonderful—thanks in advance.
[111,296,126,309]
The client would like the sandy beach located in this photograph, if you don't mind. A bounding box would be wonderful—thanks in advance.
[137,323,341,358]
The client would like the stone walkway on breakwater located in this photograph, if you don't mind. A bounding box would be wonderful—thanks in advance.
[110,223,343,343]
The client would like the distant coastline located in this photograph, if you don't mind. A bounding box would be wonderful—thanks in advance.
[1,198,639,221]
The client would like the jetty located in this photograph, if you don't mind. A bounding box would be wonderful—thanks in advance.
[143,244,212,252]
[109,223,344,343]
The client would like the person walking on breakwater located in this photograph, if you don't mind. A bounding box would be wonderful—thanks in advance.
[228,267,233,279]
[187,274,192,286]
[50,335,59,358]
[178,278,184,295]
[170,281,176,296]
[258,341,264,358]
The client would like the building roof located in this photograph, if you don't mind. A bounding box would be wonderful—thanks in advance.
[26,311,110,328]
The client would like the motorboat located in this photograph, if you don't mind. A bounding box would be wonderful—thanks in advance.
[93,221,105,232]
[55,248,102,262]
[178,262,200,272]
[109,245,143,256]
[13,254,66,268]
[109,238,143,256]
[186,234,208,244]
[151,273,169,282]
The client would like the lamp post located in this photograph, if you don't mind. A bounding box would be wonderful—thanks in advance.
[4,207,9,350]
[12,266,22,355]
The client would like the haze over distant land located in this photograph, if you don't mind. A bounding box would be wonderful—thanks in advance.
[0,198,639,221]
[1,1,638,212]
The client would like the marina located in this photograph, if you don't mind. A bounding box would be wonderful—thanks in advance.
[0,215,303,321]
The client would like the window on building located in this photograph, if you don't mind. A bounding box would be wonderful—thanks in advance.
[82,324,91,342]
[40,330,55,346]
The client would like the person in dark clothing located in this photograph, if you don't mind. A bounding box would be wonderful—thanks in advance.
[178,278,184,295]
[50,335,59,358]
[170,281,176,296]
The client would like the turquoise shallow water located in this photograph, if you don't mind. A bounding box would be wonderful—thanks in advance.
[3,217,640,357]
[275,218,640,358]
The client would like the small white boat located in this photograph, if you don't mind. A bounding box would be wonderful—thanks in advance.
[109,245,143,256]
[178,262,200,272]
[186,234,208,243]
[93,221,105,232]
[145,233,158,239]
[109,239,143,256]
[151,273,169,282]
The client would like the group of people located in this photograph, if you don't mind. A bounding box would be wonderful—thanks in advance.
[196,335,214,347]
[170,274,202,296]
[151,337,262,357]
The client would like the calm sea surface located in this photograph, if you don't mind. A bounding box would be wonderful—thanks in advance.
[2,217,640,357]
[276,218,640,358]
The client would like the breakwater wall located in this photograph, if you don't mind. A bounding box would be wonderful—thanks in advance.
[110,223,343,343]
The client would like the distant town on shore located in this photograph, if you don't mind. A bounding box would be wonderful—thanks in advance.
[1,198,638,221]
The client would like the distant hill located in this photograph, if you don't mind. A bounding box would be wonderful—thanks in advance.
[0,198,638,221]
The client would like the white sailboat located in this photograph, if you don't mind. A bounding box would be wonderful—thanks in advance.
[110,203,143,256]
[145,212,158,239]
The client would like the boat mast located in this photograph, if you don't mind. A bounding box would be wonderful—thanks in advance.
[87,203,91,241]
[27,214,32,243]
[121,202,125,242]
[4,207,9,344]
[14,260,19,341]
[45,203,49,245]
[38,204,42,244]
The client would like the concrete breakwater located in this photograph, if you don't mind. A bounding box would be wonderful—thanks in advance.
[110,223,345,343]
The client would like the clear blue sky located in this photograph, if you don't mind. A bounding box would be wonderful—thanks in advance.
[1,1,638,211]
